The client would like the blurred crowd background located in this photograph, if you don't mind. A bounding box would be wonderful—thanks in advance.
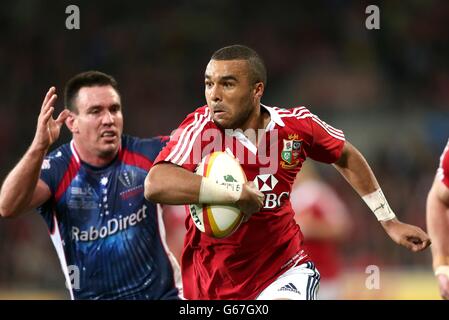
[0,0,448,299]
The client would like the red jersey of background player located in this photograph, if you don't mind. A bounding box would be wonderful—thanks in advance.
[154,104,345,299]
[437,139,449,188]
[291,180,348,280]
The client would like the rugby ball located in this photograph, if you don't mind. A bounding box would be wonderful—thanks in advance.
[189,151,247,238]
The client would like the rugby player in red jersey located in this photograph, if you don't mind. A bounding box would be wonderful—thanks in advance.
[427,139,449,300]
[145,45,430,300]
[291,162,352,299]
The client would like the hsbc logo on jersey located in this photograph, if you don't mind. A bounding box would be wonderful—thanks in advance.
[255,174,289,209]
[263,192,289,209]
[254,174,278,191]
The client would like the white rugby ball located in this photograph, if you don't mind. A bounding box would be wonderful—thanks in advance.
[189,151,247,238]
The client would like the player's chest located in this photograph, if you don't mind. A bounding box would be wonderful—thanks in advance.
[221,130,306,210]
[222,129,306,176]
[63,166,146,213]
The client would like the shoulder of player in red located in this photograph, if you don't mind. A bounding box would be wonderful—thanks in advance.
[154,104,345,171]
[436,138,449,188]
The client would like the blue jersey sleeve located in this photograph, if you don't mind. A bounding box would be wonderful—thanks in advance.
[123,135,169,163]
[37,144,72,229]
[39,145,72,195]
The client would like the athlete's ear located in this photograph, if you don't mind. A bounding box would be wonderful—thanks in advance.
[65,109,79,134]
[253,82,264,102]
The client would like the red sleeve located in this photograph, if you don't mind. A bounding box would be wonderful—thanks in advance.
[291,107,345,163]
[437,139,449,188]
[154,106,214,172]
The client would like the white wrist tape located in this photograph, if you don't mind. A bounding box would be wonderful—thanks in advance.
[198,177,242,204]
[435,265,449,278]
[361,189,396,221]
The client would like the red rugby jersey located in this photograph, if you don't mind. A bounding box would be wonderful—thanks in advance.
[291,180,350,280]
[154,104,345,299]
[437,139,449,188]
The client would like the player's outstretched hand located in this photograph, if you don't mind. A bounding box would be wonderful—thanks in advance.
[33,87,70,151]
[380,218,431,252]
[237,181,265,223]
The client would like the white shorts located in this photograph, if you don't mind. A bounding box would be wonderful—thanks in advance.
[256,261,320,300]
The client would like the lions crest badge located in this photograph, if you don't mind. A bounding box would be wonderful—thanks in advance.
[280,134,302,169]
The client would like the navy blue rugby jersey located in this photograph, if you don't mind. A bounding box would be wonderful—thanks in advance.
[38,135,182,300]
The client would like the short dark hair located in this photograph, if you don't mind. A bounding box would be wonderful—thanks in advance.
[64,71,119,112]
[211,45,267,87]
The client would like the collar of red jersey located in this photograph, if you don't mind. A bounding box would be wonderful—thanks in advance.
[223,104,285,141]
[261,103,285,128]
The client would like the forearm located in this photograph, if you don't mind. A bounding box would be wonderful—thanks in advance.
[331,142,430,253]
[145,163,244,205]
[0,145,47,217]
[332,141,379,196]
[145,163,202,204]
[427,185,449,269]
[333,141,396,221]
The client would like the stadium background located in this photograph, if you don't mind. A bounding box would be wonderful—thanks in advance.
[0,0,448,299]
